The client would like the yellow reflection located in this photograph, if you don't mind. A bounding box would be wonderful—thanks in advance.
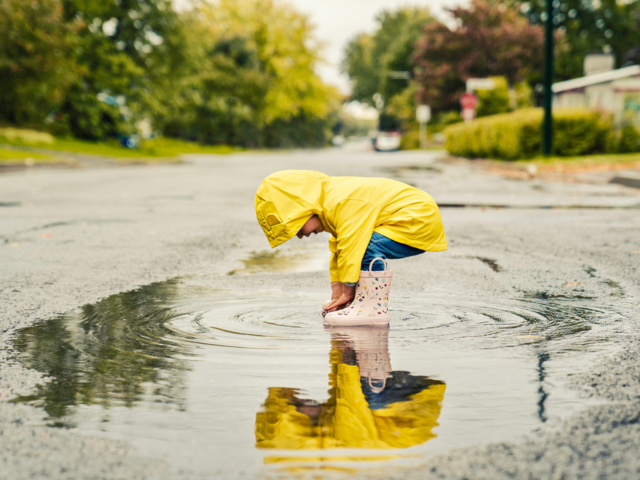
[255,325,445,466]
[264,455,403,464]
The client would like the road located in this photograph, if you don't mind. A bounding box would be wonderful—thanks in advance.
[1,147,639,479]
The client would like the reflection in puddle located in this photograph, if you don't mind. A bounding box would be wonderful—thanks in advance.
[256,326,445,460]
[11,279,633,478]
[13,280,192,424]
[602,280,625,297]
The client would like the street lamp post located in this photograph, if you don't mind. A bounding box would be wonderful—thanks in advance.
[543,0,554,156]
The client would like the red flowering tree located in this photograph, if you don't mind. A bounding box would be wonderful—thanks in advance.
[413,0,544,112]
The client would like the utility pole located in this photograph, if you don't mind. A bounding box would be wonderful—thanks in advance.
[543,0,554,156]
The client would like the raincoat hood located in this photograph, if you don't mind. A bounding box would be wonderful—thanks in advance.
[255,170,329,248]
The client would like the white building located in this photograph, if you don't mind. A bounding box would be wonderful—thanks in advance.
[553,54,640,126]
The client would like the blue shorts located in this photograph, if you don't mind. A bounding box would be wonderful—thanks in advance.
[344,232,425,286]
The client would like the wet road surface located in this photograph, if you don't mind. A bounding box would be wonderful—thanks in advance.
[1,147,639,479]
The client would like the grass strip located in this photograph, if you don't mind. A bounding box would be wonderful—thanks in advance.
[139,138,241,156]
[519,153,640,166]
[0,128,242,159]
[0,149,51,161]
[0,148,75,166]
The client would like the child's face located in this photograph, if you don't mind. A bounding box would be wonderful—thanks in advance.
[296,215,324,239]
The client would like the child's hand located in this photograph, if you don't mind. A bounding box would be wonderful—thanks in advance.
[323,284,355,314]
[330,282,343,301]
[323,294,353,314]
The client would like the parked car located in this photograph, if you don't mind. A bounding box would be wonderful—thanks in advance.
[331,135,345,147]
[374,131,401,152]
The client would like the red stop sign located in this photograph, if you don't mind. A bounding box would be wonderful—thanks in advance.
[460,92,478,110]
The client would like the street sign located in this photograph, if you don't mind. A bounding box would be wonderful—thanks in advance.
[466,78,496,91]
[460,92,478,110]
[389,71,412,80]
[416,105,431,123]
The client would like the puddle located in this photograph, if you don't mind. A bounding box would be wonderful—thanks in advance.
[10,279,633,478]
[229,245,329,275]
[145,195,194,201]
[610,175,640,189]
[378,165,443,175]
[438,203,640,209]
[602,280,625,297]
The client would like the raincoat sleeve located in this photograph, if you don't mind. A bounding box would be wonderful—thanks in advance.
[329,199,379,284]
[329,248,339,283]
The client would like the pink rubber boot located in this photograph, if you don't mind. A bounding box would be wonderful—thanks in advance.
[324,258,392,326]
[327,325,392,393]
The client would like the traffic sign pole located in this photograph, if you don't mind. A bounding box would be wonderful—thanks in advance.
[460,92,478,123]
[416,105,431,150]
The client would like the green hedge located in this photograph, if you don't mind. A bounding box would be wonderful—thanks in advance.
[443,108,616,160]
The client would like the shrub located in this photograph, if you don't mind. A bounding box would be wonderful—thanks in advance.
[443,108,614,160]
[514,81,534,109]
[618,124,640,153]
[476,77,510,118]
[432,111,463,132]
[0,127,54,145]
[400,129,420,150]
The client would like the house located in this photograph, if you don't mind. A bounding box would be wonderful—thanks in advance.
[552,54,640,126]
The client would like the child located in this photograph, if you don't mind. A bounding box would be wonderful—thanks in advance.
[255,170,447,326]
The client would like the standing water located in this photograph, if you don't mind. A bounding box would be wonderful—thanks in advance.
[11,278,632,478]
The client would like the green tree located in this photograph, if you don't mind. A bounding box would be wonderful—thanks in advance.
[0,0,76,127]
[342,7,434,108]
[0,0,338,148]
[523,0,640,80]
[54,0,186,140]
[205,0,335,125]
[156,17,270,146]
[162,0,339,148]
[341,33,377,106]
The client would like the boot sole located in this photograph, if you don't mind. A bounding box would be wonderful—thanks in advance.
[324,314,390,326]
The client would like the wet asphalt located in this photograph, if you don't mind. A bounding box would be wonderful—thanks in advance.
[1,146,639,479]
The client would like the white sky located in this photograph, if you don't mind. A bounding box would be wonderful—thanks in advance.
[288,0,470,94]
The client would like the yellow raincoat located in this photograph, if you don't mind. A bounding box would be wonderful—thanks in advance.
[255,170,447,283]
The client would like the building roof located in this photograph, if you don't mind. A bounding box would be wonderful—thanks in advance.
[552,65,640,93]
